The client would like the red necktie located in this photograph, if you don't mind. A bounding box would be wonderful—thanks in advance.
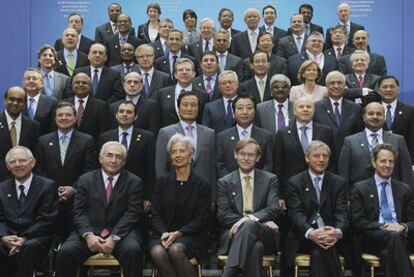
[106,176,113,203]
[77,99,84,126]
[358,75,364,88]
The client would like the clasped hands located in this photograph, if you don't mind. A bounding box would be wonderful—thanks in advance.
[308,226,341,250]
[230,216,279,238]
[85,234,117,255]
[383,223,406,233]
[161,231,183,249]
[1,235,27,256]
[58,185,75,202]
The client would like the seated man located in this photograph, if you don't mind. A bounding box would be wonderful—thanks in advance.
[351,143,414,277]
[217,138,279,277]
[284,140,347,277]
[55,142,144,277]
[0,146,58,277]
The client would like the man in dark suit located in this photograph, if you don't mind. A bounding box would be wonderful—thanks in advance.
[0,146,58,277]
[54,13,93,55]
[351,143,414,277]
[230,8,261,59]
[338,101,413,188]
[324,25,354,61]
[35,101,98,238]
[151,18,174,60]
[259,5,287,46]
[153,58,209,127]
[70,43,124,103]
[55,28,89,77]
[325,3,365,49]
[0,86,40,182]
[276,14,307,59]
[379,76,414,163]
[287,31,339,86]
[104,14,140,66]
[202,70,238,133]
[217,138,279,277]
[256,74,295,133]
[284,140,347,277]
[65,73,110,142]
[23,68,57,136]
[239,51,272,103]
[192,51,221,100]
[216,94,273,178]
[289,4,324,36]
[218,8,240,41]
[55,142,144,277]
[111,43,140,81]
[188,18,215,61]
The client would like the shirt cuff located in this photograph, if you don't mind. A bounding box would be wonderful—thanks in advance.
[111,235,121,241]
[305,228,314,239]
[82,232,94,239]
[362,88,370,96]
[335,228,343,239]
[247,215,259,222]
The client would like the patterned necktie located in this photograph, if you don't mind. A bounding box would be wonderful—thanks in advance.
[67,53,75,76]
[380,182,393,223]
[121,131,128,150]
[77,99,84,126]
[27,98,35,119]
[18,185,27,209]
[336,47,342,60]
[258,79,265,102]
[358,75,364,88]
[120,36,127,45]
[277,104,285,129]
[44,73,53,96]
[243,176,253,214]
[171,55,178,79]
[163,42,170,58]
[226,100,233,128]
[144,73,150,96]
[334,102,341,125]
[370,133,379,153]
[60,135,68,165]
[92,69,99,96]
[300,126,309,153]
[296,36,302,51]
[125,64,131,74]
[185,125,194,139]
[241,129,249,139]
[206,77,212,95]
[386,104,393,129]
[250,31,257,53]
[204,40,209,52]
[10,121,17,146]
[313,176,325,227]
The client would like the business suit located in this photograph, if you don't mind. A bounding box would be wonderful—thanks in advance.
[95,22,136,44]
[155,123,216,198]
[344,72,381,101]
[104,33,140,66]
[55,169,144,277]
[137,22,160,44]
[188,38,213,61]
[325,22,365,49]
[55,50,89,77]
[192,74,221,101]
[287,51,339,86]
[256,100,295,133]
[229,31,256,59]
[351,177,414,277]
[259,25,288,44]
[216,125,273,178]
[98,127,155,201]
[284,170,347,276]
[202,98,234,134]
[71,66,124,103]
[288,23,324,36]
[54,35,94,55]
[324,45,354,60]
[154,85,209,128]
[338,130,413,187]
[217,169,279,276]
[243,54,287,80]
[0,113,39,182]
[40,71,70,99]
[151,39,167,60]
[222,53,246,81]
[26,94,58,136]
[0,175,58,277]
[144,69,172,99]
[339,52,387,77]
[239,77,272,104]
[154,53,199,81]
[276,34,308,59]
[111,63,140,81]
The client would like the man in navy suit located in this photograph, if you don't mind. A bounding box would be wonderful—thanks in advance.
[192,51,221,100]
[324,25,354,61]
[187,18,215,61]
[277,14,307,60]
[151,18,174,60]
[259,5,287,46]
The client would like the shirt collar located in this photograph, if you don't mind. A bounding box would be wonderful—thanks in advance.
[236,123,253,134]
[141,67,154,75]
[365,127,383,139]
[382,100,397,110]
[180,120,197,130]
[273,99,288,109]
[58,129,73,140]
[28,93,41,103]
[118,125,133,136]
[308,170,325,183]
[101,170,120,187]
[296,121,313,130]
[15,173,33,192]
[329,97,343,107]
[239,168,255,180]
[374,173,391,186]
[5,110,22,124]
[75,95,89,104]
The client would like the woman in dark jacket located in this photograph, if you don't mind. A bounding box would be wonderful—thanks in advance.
[137,2,161,44]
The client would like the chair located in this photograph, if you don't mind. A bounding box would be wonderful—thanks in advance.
[294,253,345,277]
[361,253,380,277]
[151,257,202,277]
[77,253,123,277]
[218,254,278,277]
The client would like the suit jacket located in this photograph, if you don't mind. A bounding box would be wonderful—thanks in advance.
[276,34,308,59]
[339,52,387,77]
[35,130,98,187]
[239,77,272,104]
[111,63,140,81]
[216,125,273,178]
[223,53,246,81]
[153,85,209,127]
[40,71,70,99]
[229,31,256,59]
[324,45,354,59]
[98,127,155,200]
[155,123,216,198]
[217,169,279,253]
[338,130,413,186]
[325,22,365,49]
[154,53,199,81]
[273,121,335,199]
[256,99,295,133]
[260,25,288,44]
[0,175,58,239]
[151,39,166,60]
[288,23,324,36]
[285,170,348,265]
[55,50,89,77]
[137,22,160,44]
[287,51,339,86]
[0,113,40,182]
[104,33,140,66]
[344,73,381,101]
[25,94,58,136]
[187,38,213,61]
[202,98,234,134]
[145,69,172,99]
[192,74,221,101]
[73,169,143,239]
[70,66,124,103]
[54,35,94,55]
[243,54,287,80]
[94,22,135,44]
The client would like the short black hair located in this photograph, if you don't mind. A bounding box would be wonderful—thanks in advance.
[199,50,218,63]
[108,3,121,10]
[183,9,197,22]
[299,4,314,13]
[256,31,275,46]
[218,8,234,19]
[373,143,397,162]
[232,93,256,112]
[116,100,137,116]
[177,91,199,107]
[249,50,270,64]
[378,75,400,88]
[55,101,77,117]
[262,5,276,16]
[68,13,84,23]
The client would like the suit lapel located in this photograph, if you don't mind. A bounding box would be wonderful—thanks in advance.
[288,122,305,158]
[265,102,276,132]
[6,179,19,215]
[19,175,40,215]
[319,172,330,206]
[305,171,318,205]
[63,130,77,165]
[231,172,243,215]
[358,131,371,156]
[94,171,107,206]
[20,117,32,145]
[322,99,338,127]
[368,178,380,217]
[391,181,403,222]
[50,132,62,167]
[252,170,265,211]
[0,114,12,148]
[127,128,140,161]
[194,124,203,161]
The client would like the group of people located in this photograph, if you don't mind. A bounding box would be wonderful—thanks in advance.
[1,1,414,277]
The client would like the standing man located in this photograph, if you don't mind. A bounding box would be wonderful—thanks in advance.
[188,18,216,60]
[192,51,221,100]
[259,5,287,45]
[218,8,240,41]
[151,18,174,60]
[277,14,307,59]
[111,43,140,81]
[324,25,354,61]
[290,4,324,36]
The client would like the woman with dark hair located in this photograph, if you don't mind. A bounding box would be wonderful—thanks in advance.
[182,9,200,46]
[137,2,161,43]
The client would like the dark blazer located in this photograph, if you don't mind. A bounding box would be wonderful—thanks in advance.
[187,38,213,61]
[284,170,348,266]
[0,175,58,239]
[344,72,381,101]
[339,52,387,77]
[273,121,335,199]
[243,54,287,80]
[276,34,308,59]
[324,45,354,59]
[137,22,160,44]
[0,113,40,182]
[256,100,295,133]
[145,69,172,99]
[260,25,288,43]
[104,33,140,66]
[73,169,143,239]
[151,39,166,60]
[216,125,273,178]
[110,96,160,135]
[40,71,70,99]
[111,63,140,81]
[239,77,272,104]
[154,53,199,81]
[288,23,324,36]
[35,130,98,187]
[26,94,58,136]
[217,169,279,254]
[71,66,124,103]
[55,50,89,77]
[98,127,155,200]
[325,22,365,49]
[192,74,221,101]
[94,22,136,44]
[54,35,94,55]
[223,53,246,81]
[202,98,234,134]
[229,31,256,59]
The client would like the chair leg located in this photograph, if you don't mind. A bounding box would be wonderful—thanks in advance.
[294,265,299,277]
[120,268,124,277]
[370,266,374,277]
[268,266,273,277]
[197,264,202,277]
[151,265,157,277]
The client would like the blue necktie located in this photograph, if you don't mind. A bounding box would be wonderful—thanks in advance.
[92,69,99,96]
[277,104,285,129]
[18,185,27,209]
[380,182,393,223]
[44,73,53,96]
[144,73,150,96]
[386,105,393,129]
[300,126,309,153]
[225,100,233,128]
[121,132,128,150]
[27,98,35,119]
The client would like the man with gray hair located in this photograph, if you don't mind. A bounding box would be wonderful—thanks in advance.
[188,18,216,60]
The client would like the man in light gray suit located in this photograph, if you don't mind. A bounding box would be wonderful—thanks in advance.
[155,91,216,199]
[256,74,294,133]
[338,101,413,188]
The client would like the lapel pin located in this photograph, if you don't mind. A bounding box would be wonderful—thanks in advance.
[369,194,374,198]
[49,142,53,146]
[361,143,364,147]
[198,83,202,87]
[327,110,330,113]
[399,111,403,115]
[115,45,118,48]
[232,192,236,196]
[305,187,309,191]
[167,95,171,98]
[163,60,167,64]
[287,130,291,133]
[157,47,160,50]
[231,136,235,140]
[7,194,11,198]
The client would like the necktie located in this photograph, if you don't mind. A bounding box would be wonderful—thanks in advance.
[380,182,393,223]
[370,133,379,153]
[125,64,131,74]
[300,126,309,153]
[386,104,393,129]
[163,42,169,58]
[121,131,128,150]
[120,36,127,45]
[77,99,84,126]
[258,79,265,102]
[243,176,253,214]
[204,40,209,52]
[333,102,341,125]
[296,36,302,51]
[10,121,17,146]
[186,125,194,139]
[44,73,53,96]
[305,25,310,36]
[225,100,233,128]
[206,77,212,96]
[18,185,27,209]
[336,47,342,60]
[358,75,364,88]
[219,54,225,72]
[241,129,249,139]
[267,27,273,34]
[67,53,75,76]
[92,69,99,96]
[113,24,118,34]
[250,31,257,53]
[171,55,178,80]
[27,98,35,119]
[60,135,68,165]
[313,176,325,227]
[99,177,113,238]
[143,72,150,96]
[277,104,285,129]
